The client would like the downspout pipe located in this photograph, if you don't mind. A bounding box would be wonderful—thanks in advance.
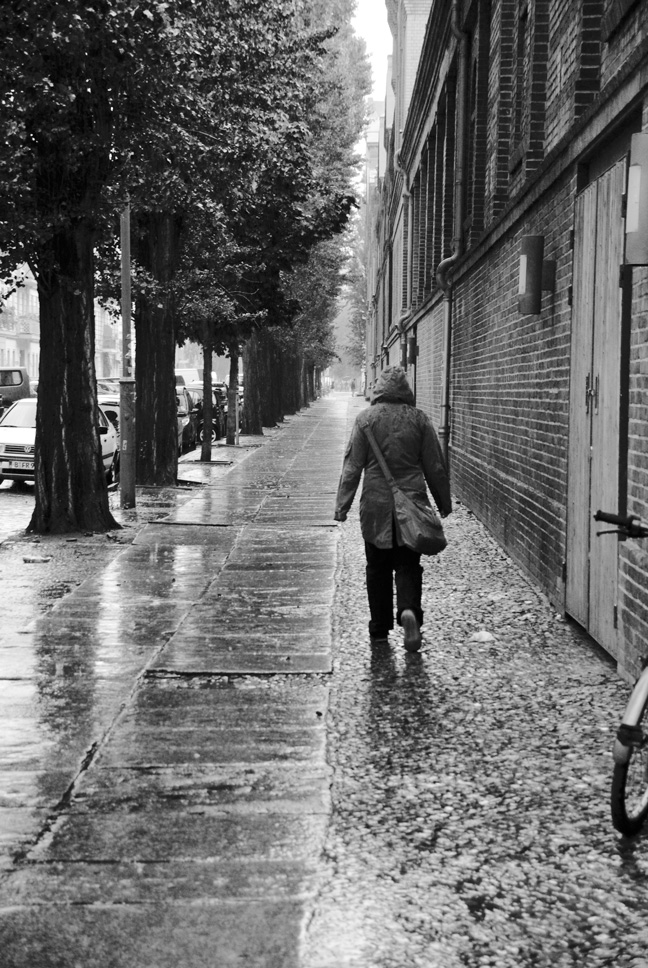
[436,0,468,467]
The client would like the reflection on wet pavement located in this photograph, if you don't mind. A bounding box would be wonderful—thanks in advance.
[0,399,349,965]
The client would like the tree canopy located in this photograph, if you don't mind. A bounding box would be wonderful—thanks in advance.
[0,0,372,530]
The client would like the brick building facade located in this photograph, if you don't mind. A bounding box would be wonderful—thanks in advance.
[366,0,648,678]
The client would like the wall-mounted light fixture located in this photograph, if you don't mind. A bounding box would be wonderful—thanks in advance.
[518,235,556,314]
[625,132,648,265]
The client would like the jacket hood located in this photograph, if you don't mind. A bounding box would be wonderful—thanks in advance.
[371,366,415,406]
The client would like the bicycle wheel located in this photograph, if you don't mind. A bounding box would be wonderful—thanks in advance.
[611,710,648,836]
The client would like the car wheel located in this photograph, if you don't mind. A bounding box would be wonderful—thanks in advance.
[198,425,217,445]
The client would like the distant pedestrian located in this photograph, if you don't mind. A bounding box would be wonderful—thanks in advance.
[334,366,451,651]
[350,379,356,396]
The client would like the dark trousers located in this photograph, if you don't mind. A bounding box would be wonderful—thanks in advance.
[364,533,423,639]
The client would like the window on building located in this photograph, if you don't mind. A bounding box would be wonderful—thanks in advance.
[513,6,529,149]
[509,0,549,187]
[464,1,491,244]
[575,0,603,118]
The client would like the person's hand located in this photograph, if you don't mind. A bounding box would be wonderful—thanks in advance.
[334,510,347,522]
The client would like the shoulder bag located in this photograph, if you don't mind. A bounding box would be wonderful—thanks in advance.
[363,423,447,556]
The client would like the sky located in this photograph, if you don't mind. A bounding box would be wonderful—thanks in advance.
[352,0,392,101]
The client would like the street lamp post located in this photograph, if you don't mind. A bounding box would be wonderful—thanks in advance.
[120,204,136,508]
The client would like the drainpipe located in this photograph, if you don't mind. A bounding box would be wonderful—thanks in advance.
[435,0,468,467]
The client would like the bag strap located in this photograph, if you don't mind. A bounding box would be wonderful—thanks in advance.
[362,424,399,493]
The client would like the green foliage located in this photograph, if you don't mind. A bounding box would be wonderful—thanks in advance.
[340,212,368,367]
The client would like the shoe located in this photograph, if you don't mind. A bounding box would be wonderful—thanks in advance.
[401,610,422,652]
[370,635,389,645]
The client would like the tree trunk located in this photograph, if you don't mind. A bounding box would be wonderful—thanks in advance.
[307,364,315,402]
[226,349,239,445]
[242,334,263,436]
[135,212,181,486]
[30,222,118,534]
[200,321,213,462]
[255,329,281,428]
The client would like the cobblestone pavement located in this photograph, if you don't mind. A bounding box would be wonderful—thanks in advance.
[0,396,647,967]
[302,399,648,968]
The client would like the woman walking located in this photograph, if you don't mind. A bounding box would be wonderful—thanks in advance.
[334,366,451,651]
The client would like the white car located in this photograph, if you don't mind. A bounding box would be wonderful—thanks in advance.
[97,394,120,440]
[0,398,120,485]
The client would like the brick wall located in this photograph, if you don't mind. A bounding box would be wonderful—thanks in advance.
[601,0,648,83]
[449,171,575,602]
[486,0,516,224]
[366,0,648,675]
[414,301,445,429]
[619,260,648,676]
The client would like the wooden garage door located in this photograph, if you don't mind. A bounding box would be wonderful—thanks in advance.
[566,159,626,656]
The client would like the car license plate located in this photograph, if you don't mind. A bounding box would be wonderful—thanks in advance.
[3,460,33,470]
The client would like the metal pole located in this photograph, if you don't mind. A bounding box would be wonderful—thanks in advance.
[120,204,136,508]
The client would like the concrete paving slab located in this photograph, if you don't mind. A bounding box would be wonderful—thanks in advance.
[71,762,331,812]
[31,600,193,640]
[0,900,307,968]
[0,808,50,867]
[30,810,328,863]
[179,606,331,634]
[0,857,319,904]
[0,770,77,809]
[221,558,335,572]
[95,725,326,768]
[70,567,215,602]
[122,680,329,725]
[203,587,335,606]
[150,643,332,675]
[226,536,338,555]
[216,568,336,592]
[0,647,38,679]
[0,398,348,964]
[133,523,238,547]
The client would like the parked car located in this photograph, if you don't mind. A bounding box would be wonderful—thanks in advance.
[97,394,120,440]
[97,378,120,394]
[0,367,32,415]
[185,383,225,442]
[175,368,202,387]
[176,386,198,454]
[0,398,119,485]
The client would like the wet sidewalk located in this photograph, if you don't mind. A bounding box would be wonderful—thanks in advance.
[0,397,350,967]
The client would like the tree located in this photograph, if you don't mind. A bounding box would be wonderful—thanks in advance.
[0,0,370,527]
[129,0,361,464]
[242,0,372,428]
[0,0,202,530]
[340,213,368,368]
